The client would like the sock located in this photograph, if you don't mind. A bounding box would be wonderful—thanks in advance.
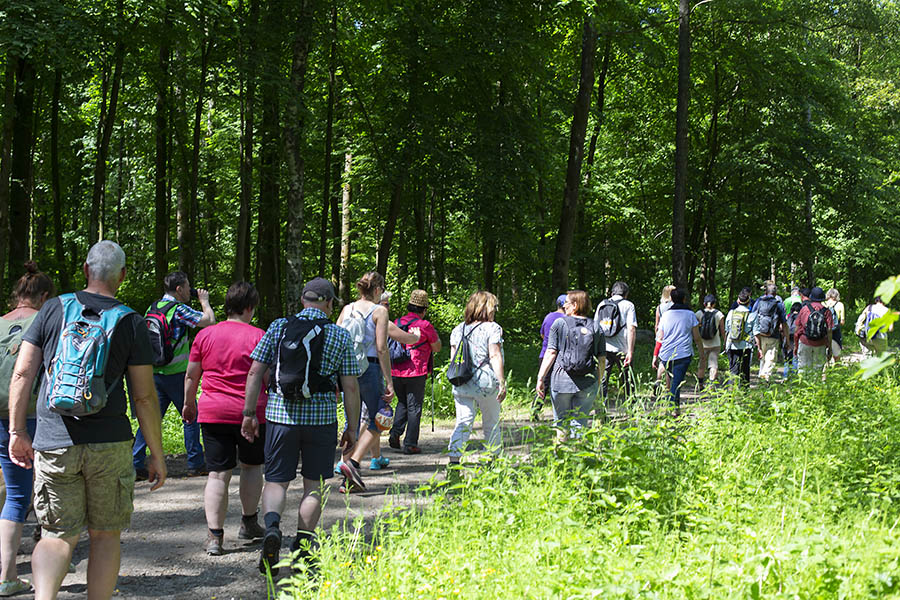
[209,528,224,537]
[698,377,705,387]
[242,512,258,522]
[264,512,281,530]
[349,459,360,469]
[291,530,316,554]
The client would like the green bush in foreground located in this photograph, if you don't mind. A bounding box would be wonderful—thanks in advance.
[279,365,900,599]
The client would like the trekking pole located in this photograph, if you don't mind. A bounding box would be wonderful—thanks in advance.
[430,371,435,432]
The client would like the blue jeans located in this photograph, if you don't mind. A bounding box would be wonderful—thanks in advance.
[0,418,37,522]
[664,357,692,408]
[358,360,385,433]
[550,384,597,438]
[133,372,205,470]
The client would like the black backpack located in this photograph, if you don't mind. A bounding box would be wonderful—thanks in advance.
[787,310,800,337]
[699,311,717,340]
[388,316,427,366]
[447,323,484,387]
[144,301,180,367]
[755,297,779,336]
[805,305,830,341]
[595,299,624,338]
[275,316,335,400]
[556,317,598,377]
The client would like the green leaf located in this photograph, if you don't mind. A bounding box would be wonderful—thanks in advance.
[873,276,900,304]
[857,353,896,380]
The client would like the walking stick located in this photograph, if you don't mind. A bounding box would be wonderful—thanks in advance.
[430,371,435,432]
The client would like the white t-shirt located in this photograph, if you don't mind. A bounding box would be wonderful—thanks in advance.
[594,295,637,354]
[657,308,698,362]
[695,308,724,349]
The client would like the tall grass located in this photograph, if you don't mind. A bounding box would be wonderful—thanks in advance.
[278,363,900,599]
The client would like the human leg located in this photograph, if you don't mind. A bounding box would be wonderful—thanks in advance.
[549,391,574,436]
[389,377,409,443]
[238,464,264,517]
[31,535,77,600]
[696,347,708,382]
[0,418,36,583]
[448,393,477,460]
[667,357,691,408]
[204,470,232,531]
[477,393,503,455]
[707,346,720,382]
[85,529,121,600]
[740,349,751,384]
[600,351,616,400]
[160,373,205,471]
[759,337,778,381]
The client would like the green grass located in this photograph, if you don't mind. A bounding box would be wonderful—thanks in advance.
[276,360,900,599]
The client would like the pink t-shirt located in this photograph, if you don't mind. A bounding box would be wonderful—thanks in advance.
[390,314,438,378]
[189,320,267,424]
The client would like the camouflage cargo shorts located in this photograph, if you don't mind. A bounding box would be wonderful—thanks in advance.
[33,440,135,538]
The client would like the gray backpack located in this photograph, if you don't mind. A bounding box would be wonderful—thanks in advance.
[556,317,598,377]
[0,314,38,413]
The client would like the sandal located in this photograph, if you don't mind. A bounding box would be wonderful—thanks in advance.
[0,578,31,597]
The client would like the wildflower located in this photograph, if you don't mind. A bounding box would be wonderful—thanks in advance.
[366,554,377,564]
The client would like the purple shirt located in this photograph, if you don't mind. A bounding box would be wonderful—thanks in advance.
[539,311,565,358]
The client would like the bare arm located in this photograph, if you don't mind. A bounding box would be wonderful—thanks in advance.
[182,360,202,423]
[489,342,506,402]
[535,349,556,398]
[339,375,361,453]
[241,360,268,442]
[8,341,42,469]
[430,337,442,353]
[387,320,419,344]
[692,325,703,349]
[624,324,637,365]
[130,364,167,490]
[195,289,216,328]
[373,306,394,400]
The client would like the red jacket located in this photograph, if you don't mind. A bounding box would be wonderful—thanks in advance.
[795,302,834,348]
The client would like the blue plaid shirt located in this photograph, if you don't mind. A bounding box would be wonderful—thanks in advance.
[161,293,202,341]
[250,307,360,426]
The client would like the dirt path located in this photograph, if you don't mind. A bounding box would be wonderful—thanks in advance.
[9,418,490,600]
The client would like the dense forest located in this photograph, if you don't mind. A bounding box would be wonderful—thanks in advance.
[1,0,898,331]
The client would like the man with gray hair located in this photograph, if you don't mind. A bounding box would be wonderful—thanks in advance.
[7,240,166,600]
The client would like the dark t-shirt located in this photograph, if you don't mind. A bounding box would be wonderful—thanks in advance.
[23,291,154,450]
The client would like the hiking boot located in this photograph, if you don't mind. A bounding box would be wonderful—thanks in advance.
[369,456,390,470]
[290,535,320,579]
[134,467,149,482]
[205,532,224,556]
[388,435,401,450]
[258,527,282,575]
[238,517,265,540]
[339,461,366,492]
[402,445,421,455]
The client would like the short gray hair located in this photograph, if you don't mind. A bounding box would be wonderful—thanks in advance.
[86,240,126,285]
[826,288,840,302]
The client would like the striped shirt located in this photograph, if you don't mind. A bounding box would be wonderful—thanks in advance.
[250,307,360,426]
[154,294,202,375]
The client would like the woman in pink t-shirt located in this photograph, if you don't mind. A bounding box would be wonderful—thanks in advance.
[388,290,441,454]
[183,282,267,556]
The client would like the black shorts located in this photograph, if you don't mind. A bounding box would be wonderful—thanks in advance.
[201,423,266,472]
[264,421,337,483]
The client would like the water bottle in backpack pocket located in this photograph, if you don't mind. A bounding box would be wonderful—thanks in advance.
[46,294,134,417]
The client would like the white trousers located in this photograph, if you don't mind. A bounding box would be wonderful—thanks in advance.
[448,390,502,458]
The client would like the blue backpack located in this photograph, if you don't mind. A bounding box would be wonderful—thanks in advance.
[46,294,134,416]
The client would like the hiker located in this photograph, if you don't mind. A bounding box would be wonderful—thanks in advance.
[856,296,892,355]
[794,287,834,378]
[594,282,638,402]
[8,241,166,600]
[534,290,605,439]
[336,272,417,491]
[752,283,788,383]
[652,289,701,410]
[782,301,802,378]
[695,294,725,390]
[243,277,361,576]
[447,291,506,463]
[824,288,845,362]
[783,286,802,315]
[532,294,567,420]
[133,271,216,480]
[724,287,755,386]
[181,281,267,556]
[652,285,676,397]
[389,290,441,456]
[0,263,54,596]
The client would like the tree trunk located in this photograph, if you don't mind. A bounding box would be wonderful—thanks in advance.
[7,57,35,278]
[319,0,338,277]
[235,0,257,282]
[339,152,352,304]
[428,189,439,295]
[376,182,403,276]
[188,32,211,282]
[283,0,314,314]
[413,185,426,289]
[728,191,742,305]
[50,70,68,290]
[90,0,125,245]
[550,14,596,295]
[0,57,14,291]
[483,236,497,293]
[672,0,691,291]
[154,8,171,293]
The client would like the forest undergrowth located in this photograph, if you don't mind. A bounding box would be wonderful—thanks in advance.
[276,364,900,599]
